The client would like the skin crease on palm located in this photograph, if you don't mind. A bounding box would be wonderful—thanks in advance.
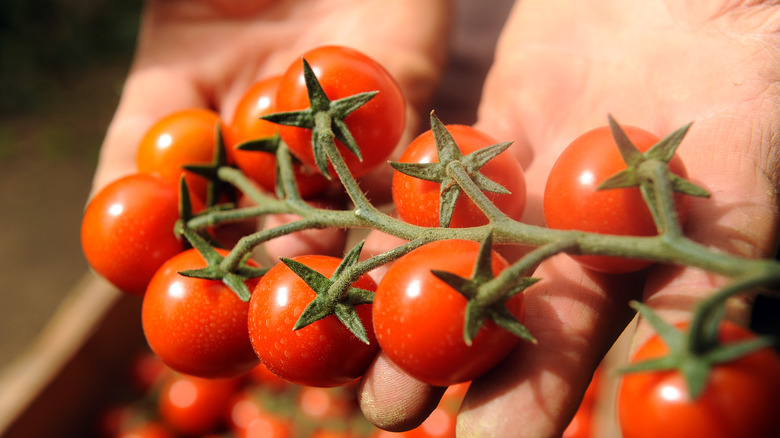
[90,1,779,437]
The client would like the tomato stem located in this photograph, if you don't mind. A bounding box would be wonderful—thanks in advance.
[639,159,683,239]
[446,160,507,223]
[478,237,578,308]
[184,118,779,312]
[688,265,780,354]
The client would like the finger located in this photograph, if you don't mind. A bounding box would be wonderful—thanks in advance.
[357,352,446,432]
[457,255,643,437]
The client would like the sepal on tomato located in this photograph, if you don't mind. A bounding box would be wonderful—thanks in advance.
[182,123,237,206]
[174,223,267,302]
[389,112,514,227]
[621,300,775,399]
[283,241,375,344]
[262,57,377,179]
[430,232,536,345]
[597,115,709,199]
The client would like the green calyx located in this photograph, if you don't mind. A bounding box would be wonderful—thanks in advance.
[597,115,710,235]
[175,221,267,302]
[430,232,537,346]
[261,57,377,179]
[621,300,775,399]
[283,241,375,344]
[390,112,513,228]
[182,123,237,207]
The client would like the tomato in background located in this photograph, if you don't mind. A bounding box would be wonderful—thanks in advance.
[617,322,780,438]
[225,75,330,198]
[248,255,379,387]
[116,421,175,438]
[392,125,526,228]
[142,248,260,379]
[373,240,524,387]
[81,173,183,295]
[157,372,240,436]
[543,125,691,273]
[136,108,222,202]
[275,45,406,178]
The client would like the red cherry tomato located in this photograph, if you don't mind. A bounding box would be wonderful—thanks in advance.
[275,45,406,178]
[136,108,222,201]
[543,125,691,273]
[157,373,240,436]
[392,125,526,228]
[142,248,260,378]
[248,255,379,387]
[225,76,329,198]
[373,240,524,386]
[81,173,183,295]
[617,321,780,438]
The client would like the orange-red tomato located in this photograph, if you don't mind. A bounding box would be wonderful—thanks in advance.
[226,76,329,197]
[392,124,526,228]
[248,255,379,387]
[142,248,260,379]
[373,240,524,386]
[275,45,406,178]
[157,373,240,436]
[136,108,222,202]
[543,125,691,273]
[618,322,780,438]
[81,173,183,295]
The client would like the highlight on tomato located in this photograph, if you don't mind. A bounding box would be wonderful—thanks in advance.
[156,372,241,436]
[272,45,406,179]
[247,254,379,387]
[543,122,692,273]
[81,173,184,295]
[391,122,526,228]
[372,239,527,387]
[225,75,330,198]
[136,108,222,202]
[617,320,780,438]
[142,248,261,379]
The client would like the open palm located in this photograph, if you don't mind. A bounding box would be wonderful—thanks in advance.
[361,2,780,437]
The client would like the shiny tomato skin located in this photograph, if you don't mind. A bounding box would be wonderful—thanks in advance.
[392,125,526,228]
[142,248,260,379]
[157,372,240,436]
[543,125,691,273]
[225,76,329,198]
[81,173,183,295]
[618,322,780,438]
[136,108,222,201]
[275,45,406,178]
[248,255,379,387]
[373,240,523,387]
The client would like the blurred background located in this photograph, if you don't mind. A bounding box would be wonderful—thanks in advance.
[0,0,141,369]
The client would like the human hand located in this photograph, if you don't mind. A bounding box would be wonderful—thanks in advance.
[91,0,451,195]
[357,1,780,436]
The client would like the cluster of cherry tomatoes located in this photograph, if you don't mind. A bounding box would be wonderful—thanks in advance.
[82,45,780,437]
